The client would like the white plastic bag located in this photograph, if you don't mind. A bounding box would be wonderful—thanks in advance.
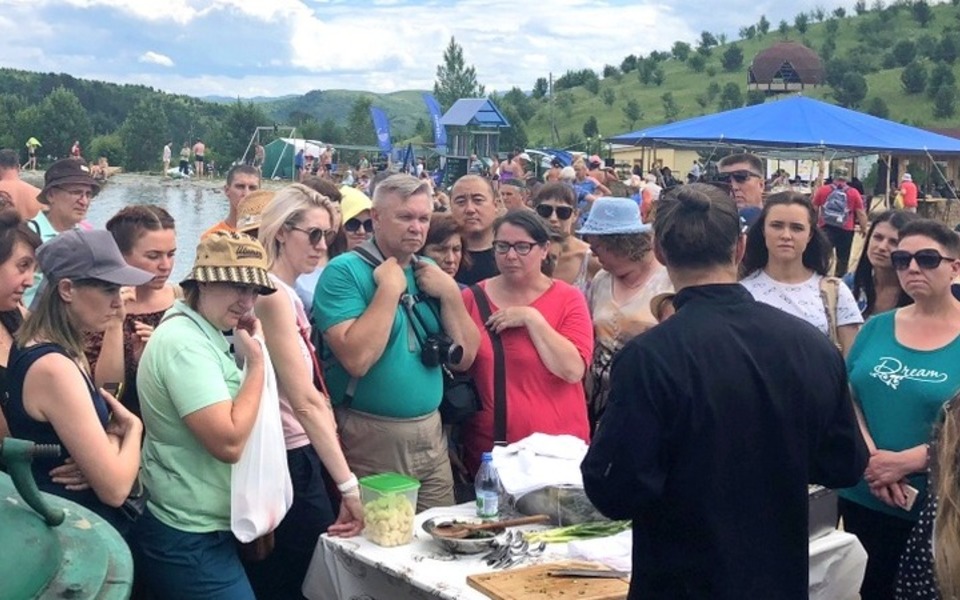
[231,336,293,542]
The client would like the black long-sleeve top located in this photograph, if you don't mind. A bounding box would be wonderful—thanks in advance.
[582,284,868,600]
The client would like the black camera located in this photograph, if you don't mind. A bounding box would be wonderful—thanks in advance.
[420,333,464,368]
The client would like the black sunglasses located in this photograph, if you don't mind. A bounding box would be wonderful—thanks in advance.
[715,170,762,184]
[535,204,574,220]
[890,249,958,271]
[344,218,373,233]
[289,225,335,246]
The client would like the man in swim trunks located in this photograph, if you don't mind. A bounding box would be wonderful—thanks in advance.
[193,139,206,179]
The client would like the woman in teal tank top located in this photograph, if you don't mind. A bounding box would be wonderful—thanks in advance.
[840,219,960,600]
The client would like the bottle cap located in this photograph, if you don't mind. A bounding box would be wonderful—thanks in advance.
[481,451,493,461]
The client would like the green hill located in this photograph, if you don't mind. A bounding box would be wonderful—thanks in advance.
[511,1,960,147]
[256,89,429,139]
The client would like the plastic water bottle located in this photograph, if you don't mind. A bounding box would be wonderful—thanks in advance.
[475,452,501,519]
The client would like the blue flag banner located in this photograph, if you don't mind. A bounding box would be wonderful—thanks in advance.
[422,93,447,154]
[370,107,393,155]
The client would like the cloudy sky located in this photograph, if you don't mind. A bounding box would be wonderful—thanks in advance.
[1,0,859,99]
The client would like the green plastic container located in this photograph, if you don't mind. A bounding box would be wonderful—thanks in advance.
[359,473,420,547]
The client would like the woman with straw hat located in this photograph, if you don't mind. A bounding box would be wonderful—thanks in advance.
[135,230,275,599]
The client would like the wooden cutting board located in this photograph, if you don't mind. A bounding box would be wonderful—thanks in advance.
[467,560,629,600]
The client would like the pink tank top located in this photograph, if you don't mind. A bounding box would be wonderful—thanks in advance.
[269,274,311,451]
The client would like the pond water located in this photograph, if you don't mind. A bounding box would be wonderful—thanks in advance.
[83,174,238,282]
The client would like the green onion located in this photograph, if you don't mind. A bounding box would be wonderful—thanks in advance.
[523,520,631,544]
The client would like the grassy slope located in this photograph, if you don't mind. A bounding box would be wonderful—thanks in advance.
[257,89,429,137]
[522,2,960,145]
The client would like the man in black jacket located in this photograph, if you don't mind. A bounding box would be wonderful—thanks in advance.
[581,183,868,600]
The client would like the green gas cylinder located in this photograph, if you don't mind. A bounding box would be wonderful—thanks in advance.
[0,437,133,599]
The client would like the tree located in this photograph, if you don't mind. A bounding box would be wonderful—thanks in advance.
[120,97,169,170]
[672,41,692,62]
[89,133,125,167]
[778,20,790,38]
[582,116,599,138]
[746,90,766,106]
[345,96,375,145]
[532,77,548,99]
[498,104,528,151]
[317,118,342,143]
[649,51,670,63]
[833,72,868,108]
[912,0,933,27]
[555,92,574,118]
[433,36,485,111]
[661,92,681,122]
[901,60,928,94]
[688,54,707,73]
[739,25,757,40]
[718,83,744,110]
[212,99,266,166]
[934,84,958,118]
[700,31,718,48]
[824,57,852,88]
[501,86,535,121]
[601,87,616,107]
[936,34,960,65]
[33,87,93,159]
[717,33,728,45]
[892,40,917,67]
[929,63,957,99]
[821,37,837,61]
[794,13,810,34]
[707,81,722,103]
[695,93,710,109]
[585,76,600,95]
[813,6,826,21]
[637,59,656,85]
[652,66,665,86]
[854,0,867,15]
[602,64,620,79]
[758,15,771,36]
[623,100,643,129]
[0,94,26,149]
[833,7,846,18]
[871,0,885,12]
[865,97,890,119]
[721,45,744,71]
[621,54,638,73]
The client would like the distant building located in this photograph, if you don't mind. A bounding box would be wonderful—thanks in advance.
[748,42,824,93]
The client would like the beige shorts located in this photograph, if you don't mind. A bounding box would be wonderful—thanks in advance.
[335,407,454,511]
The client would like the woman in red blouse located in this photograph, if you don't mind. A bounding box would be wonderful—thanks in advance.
[459,209,593,474]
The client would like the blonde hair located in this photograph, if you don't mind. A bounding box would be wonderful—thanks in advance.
[17,280,90,370]
[258,183,336,269]
[935,396,960,598]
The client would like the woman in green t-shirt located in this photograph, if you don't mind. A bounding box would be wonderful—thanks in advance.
[840,219,960,600]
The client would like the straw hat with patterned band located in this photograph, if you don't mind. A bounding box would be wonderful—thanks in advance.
[236,190,275,233]
[38,158,101,204]
[181,231,276,295]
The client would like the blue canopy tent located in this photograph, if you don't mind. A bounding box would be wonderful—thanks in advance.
[607,96,960,158]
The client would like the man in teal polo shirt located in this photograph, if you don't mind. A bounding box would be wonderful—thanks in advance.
[314,174,479,510]
[25,158,99,307]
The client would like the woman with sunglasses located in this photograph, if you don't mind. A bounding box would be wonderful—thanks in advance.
[845,210,919,319]
[579,198,672,433]
[5,229,152,537]
[531,182,599,290]
[248,183,363,598]
[458,209,593,475]
[327,186,373,260]
[740,192,863,356]
[839,219,960,600]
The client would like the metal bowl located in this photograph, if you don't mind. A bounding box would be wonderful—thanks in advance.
[422,516,507,554]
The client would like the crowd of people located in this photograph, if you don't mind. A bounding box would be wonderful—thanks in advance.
[1,147,960,600]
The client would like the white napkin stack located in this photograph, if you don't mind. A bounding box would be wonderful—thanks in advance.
[490,433,589,497]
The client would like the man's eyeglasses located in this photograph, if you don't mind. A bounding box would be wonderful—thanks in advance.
[344,218,373,233]
[58,187,95,200]
[493,240,538,255]
[715,170,762,184]
[535,204,574,220]
[289,225,335,246]
[891,249,957,271]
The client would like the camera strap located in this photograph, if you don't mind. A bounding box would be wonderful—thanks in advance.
[470,284,507,445]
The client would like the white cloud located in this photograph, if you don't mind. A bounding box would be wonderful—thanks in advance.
[0,0,871,96]
[139,51,175,67]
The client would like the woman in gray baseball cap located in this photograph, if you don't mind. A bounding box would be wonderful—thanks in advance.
[4,228,153,536]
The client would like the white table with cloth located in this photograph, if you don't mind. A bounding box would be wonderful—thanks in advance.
[302,502,868,600]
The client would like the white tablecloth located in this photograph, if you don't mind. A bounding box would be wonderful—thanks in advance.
[302,503,867,600]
